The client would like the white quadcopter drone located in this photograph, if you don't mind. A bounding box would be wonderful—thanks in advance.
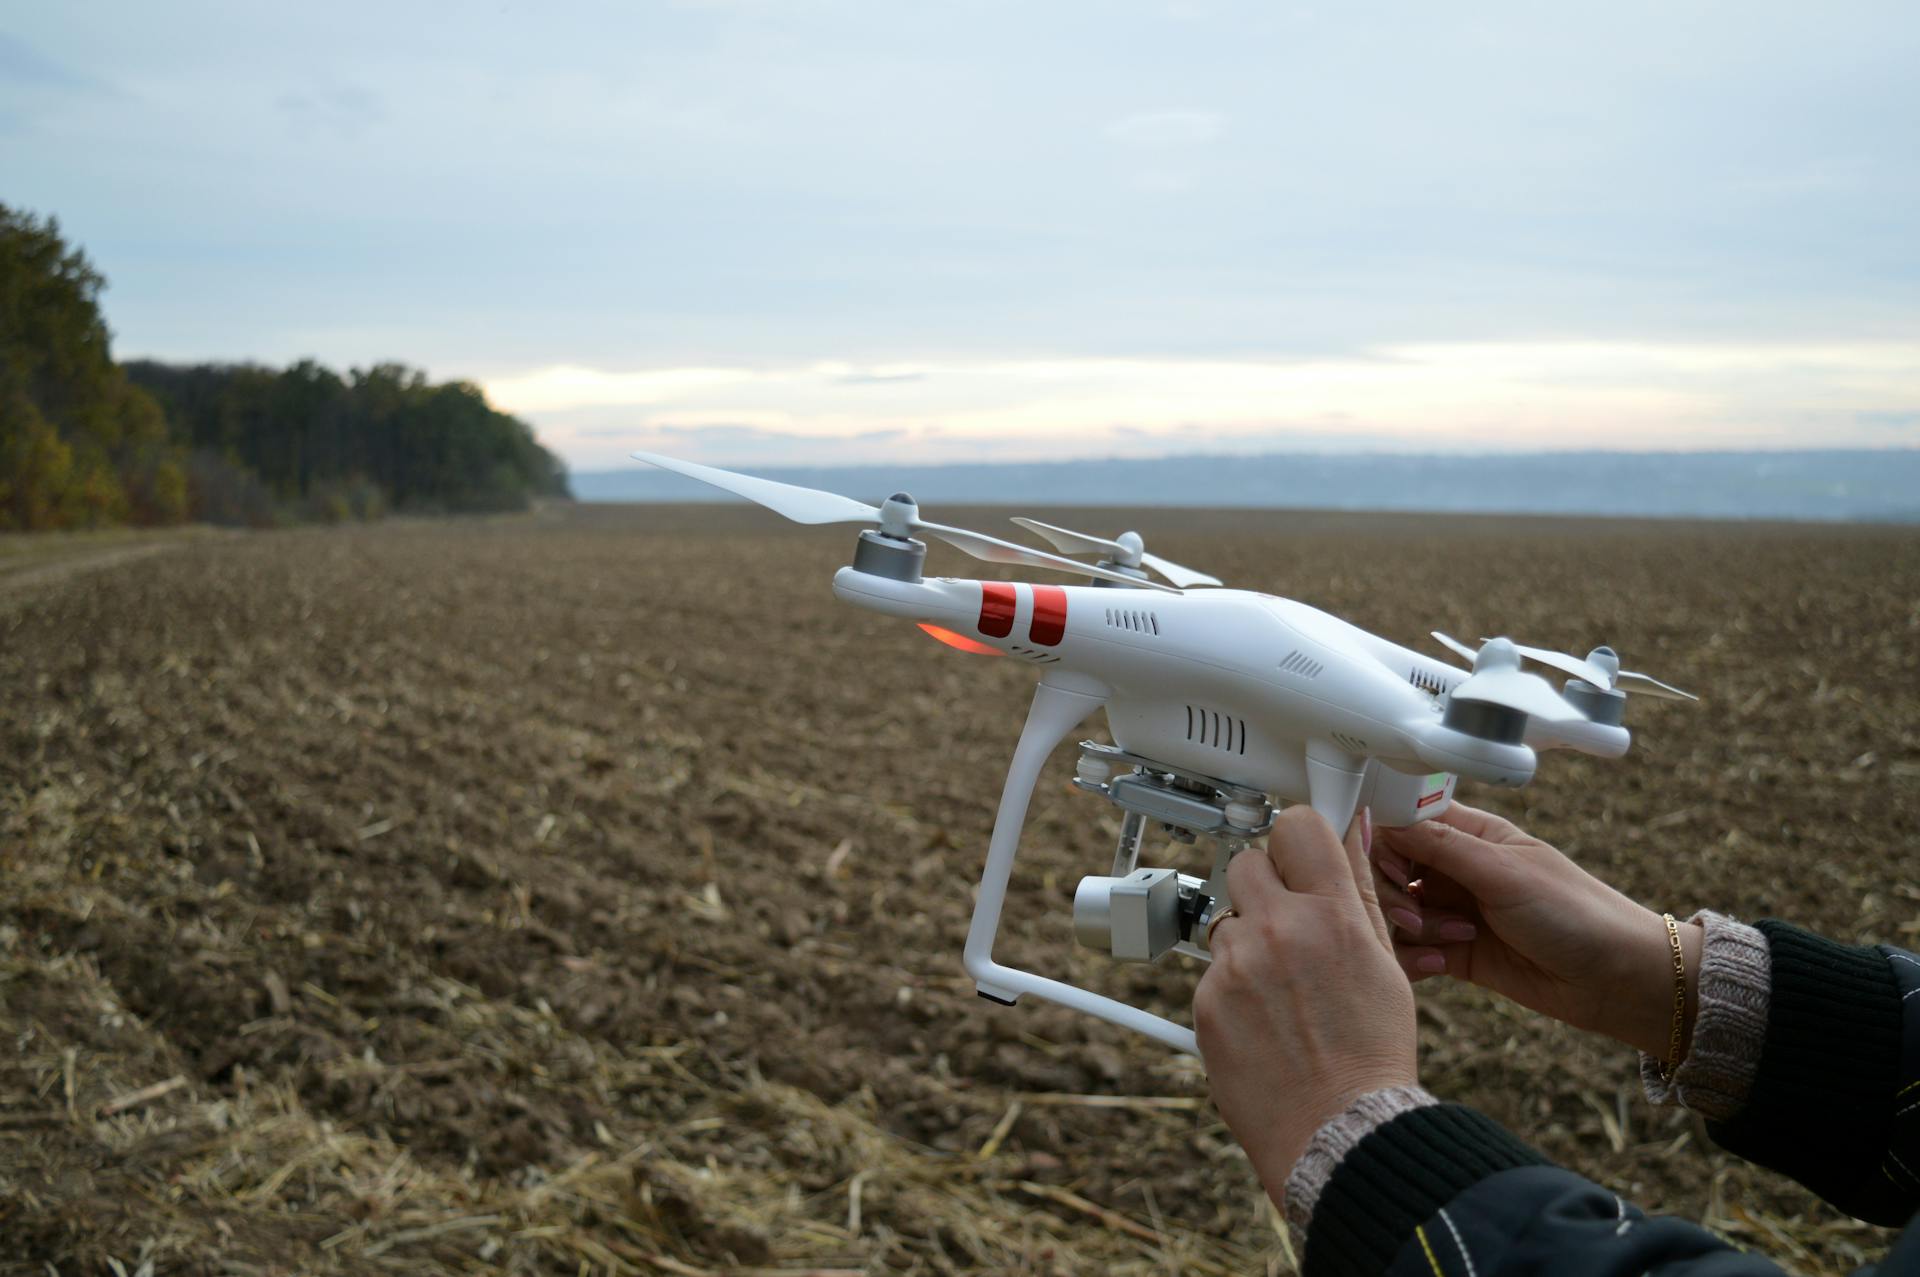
[634,452,1696,1054]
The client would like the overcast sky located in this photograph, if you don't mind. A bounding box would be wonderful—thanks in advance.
[6,2,1917,470]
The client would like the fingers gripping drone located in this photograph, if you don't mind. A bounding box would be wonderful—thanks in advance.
[633,452,1696,1054]
[960,676,1422,1053]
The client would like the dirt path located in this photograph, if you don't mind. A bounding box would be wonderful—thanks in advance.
[0,539,184,597]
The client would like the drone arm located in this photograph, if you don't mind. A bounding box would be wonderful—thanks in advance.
[831,567,979,626]
[1524,714,1632,759]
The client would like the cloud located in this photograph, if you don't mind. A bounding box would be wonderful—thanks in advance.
[494,341,1920,472]
[276,86,385,139]
[835,370,927,385]
[14,0,1920,428]
[651,423,909,446]
[486,366,780,415]
[1104,109,1226,147]
[575,425,660,438]
[654,423,801,443]
[0,34,104,91]
[1128,170,1197,195]
[620,422,913,466]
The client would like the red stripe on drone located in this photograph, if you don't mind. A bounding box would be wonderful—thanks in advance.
[1029,585,1067,646]
[977,582,1017,638]
[1417,788,1448,809]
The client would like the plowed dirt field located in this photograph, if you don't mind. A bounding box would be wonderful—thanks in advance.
[3,504,1917,1276]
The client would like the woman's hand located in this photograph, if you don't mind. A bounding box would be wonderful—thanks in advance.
[1194,807,1418,1200]
[1372,802,1700,1060]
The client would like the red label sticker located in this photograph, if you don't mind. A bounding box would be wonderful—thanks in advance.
[978,582,1016,638]
[1417,787,1448,809]
[1030,585,1067,646]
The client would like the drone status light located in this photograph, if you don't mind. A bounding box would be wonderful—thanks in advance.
[918,622,1004,656]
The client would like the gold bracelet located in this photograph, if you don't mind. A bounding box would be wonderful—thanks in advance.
[1658,912,1686,1083]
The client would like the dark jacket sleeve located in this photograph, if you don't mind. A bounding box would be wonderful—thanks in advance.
[1304,1104,1789,1277]
[1704,921,1920,1226]
[1303,924,1920,1277]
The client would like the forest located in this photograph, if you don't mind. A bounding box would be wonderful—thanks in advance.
[0,203,569,530]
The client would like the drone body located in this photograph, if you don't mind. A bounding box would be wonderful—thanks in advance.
[633,451,1695,1053]
[837,568,1630,824]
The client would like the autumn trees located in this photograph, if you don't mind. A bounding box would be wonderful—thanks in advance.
[0,205,186,529]
[0,203,568,530]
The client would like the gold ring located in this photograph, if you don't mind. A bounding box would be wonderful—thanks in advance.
[1205,906,1240,948]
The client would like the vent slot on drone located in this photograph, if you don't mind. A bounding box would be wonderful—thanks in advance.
[1278,649,1324,679]
[1105,608,1159,635]
[1408,667,1448,696]
[1185,705,1247,755]
[1330,731,1370,754]
[1007,644,1062,665]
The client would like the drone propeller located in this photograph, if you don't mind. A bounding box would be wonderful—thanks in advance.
[1429,630,1481,667]
[1010,517,1224,589]
[1432,632,1695,702]
[1469,635,1696,702]
[631,452,1180,592]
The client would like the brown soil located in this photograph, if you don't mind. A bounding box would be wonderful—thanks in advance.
[2,503,1916,1275]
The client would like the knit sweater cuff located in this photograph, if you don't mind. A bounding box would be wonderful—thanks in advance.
[1283,1085,1437,1241]
[1701,921,1906,1223]
[1639,910,1770,1121]
[1300,1102,1551,1277]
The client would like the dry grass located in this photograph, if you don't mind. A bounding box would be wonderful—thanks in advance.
[2,504,1916,1275]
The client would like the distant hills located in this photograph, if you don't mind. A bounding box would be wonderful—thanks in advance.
[573,449,1920,522]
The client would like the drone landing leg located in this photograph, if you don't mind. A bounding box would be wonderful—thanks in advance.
[963,675,1204,1055]
[1304,741,1367,836]
[964,676,1103,1003]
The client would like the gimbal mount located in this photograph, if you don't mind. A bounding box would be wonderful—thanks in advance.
[962,673,1278,1054]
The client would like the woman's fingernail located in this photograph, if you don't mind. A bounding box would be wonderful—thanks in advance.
[1361,806,1373,860]
[1437,920,1478,942]
[1415,952,1447,974]
[1388,907,1423,933]
[1377,851,1411,881]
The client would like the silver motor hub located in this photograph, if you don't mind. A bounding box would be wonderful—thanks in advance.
[852,491,926,582]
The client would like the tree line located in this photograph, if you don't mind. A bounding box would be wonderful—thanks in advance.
[1,203,569,531]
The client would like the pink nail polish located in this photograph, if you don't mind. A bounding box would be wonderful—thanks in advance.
[1388,907,1423,933]
[1437,920,1477,942]
[1361,806,1373,860]
[1416,953,1447,974]
[1378,851,1411,881]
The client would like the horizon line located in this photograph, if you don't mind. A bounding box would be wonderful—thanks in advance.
[573,442,1920,476]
